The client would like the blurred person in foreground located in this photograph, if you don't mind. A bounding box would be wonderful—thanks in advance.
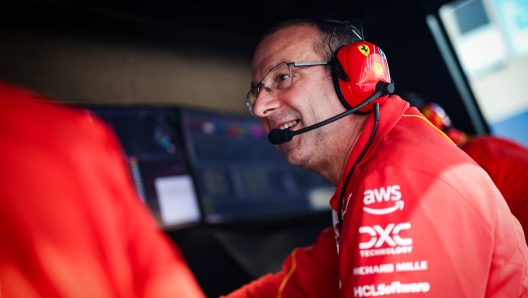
[224,16,528,297]
[0,80,206,298]
[415,97,528,244]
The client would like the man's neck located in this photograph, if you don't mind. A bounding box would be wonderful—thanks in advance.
[308,113,369,186]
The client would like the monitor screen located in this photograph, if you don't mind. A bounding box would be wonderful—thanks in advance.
[434,0,528,146]
[87,106,201,229]
[180,107,335,225]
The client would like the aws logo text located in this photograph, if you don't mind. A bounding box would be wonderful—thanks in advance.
[363,185,403,215]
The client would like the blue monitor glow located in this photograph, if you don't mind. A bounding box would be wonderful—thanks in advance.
[179,107,335,225]
[88,107,201,230]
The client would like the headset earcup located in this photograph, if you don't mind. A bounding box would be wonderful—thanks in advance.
[333,42,392,112]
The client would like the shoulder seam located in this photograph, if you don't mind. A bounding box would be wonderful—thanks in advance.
[277,248,299,298]
[402,114,456,146]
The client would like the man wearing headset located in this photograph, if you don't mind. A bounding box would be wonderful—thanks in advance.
[224,17,528,297]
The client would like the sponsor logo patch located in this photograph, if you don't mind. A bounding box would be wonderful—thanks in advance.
[372,62,385,75]
[358,222,413,257]
[358,45,370,56]
[353,260,428,275]
[354,281,430,297]
[363,185,403,215]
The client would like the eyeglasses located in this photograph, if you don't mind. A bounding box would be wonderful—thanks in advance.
[246,61,332,116]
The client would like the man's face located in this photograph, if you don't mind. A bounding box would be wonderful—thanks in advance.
[251,24,350,170]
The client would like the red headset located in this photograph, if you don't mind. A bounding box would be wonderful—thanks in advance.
[331,41,392,112]
[330,41,393,232]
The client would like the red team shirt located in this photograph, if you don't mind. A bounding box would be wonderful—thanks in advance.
[461,136,528,244]
[225,96,528,297]
[0,82,206,298]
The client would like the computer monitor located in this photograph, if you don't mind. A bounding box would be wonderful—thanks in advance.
[86,106,202,230]
[179,107,335,225]
[428,0,528,146]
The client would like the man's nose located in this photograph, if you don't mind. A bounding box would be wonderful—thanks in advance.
[252,88,281,118]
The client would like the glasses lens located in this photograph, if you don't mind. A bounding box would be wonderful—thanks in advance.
[263,62,293,92]
[246,62,292,115]
[246,91,255,116]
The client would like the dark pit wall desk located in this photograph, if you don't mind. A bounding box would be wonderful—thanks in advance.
[172,107,337,297]
[166,210,333,298]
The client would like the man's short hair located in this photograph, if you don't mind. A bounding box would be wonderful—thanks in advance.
[258,17,363,61]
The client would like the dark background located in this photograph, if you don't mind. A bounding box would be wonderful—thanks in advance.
[1,1,488,297]
[1,0,485,134]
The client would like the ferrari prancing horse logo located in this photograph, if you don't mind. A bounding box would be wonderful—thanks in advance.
[358,45,370,56]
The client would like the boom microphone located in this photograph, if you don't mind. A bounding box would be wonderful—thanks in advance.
[268,81,394,145]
